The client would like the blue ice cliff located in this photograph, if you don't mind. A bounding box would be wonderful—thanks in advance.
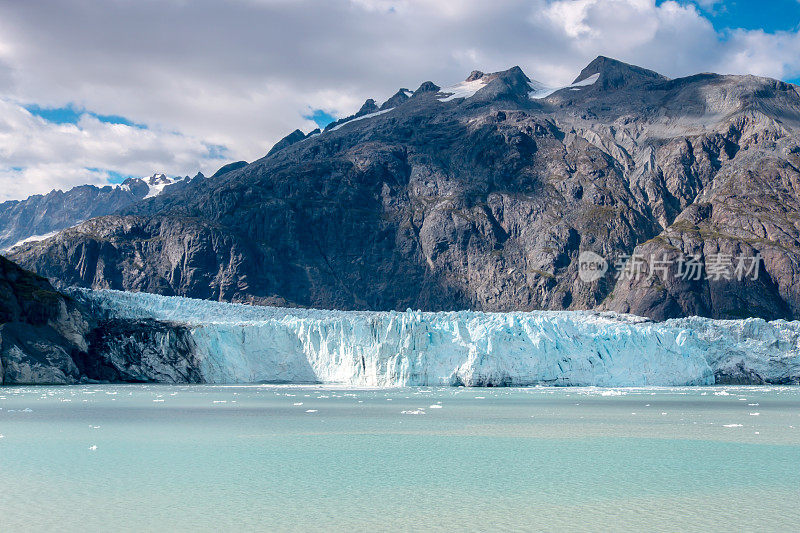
[71,289,800,386]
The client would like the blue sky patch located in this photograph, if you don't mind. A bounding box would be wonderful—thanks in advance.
[304,109,337,129]
[24,104,82,124]
[664,1,800,33]
[205,144,229,160]
[85,167,138,184]
[25,103,146,128]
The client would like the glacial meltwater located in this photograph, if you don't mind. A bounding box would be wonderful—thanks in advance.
[1,385,799,532]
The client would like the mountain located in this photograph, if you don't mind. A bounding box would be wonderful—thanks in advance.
[0,173,191,251]
[9,56,800,320]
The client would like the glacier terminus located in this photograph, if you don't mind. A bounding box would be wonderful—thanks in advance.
[75,289,800,386]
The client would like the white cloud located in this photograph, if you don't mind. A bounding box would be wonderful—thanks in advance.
[0,99,221,201]
[715,29,800,78]
[0,0,797,201]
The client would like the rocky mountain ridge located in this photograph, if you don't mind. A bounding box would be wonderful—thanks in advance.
[0,161,248,252]
[9,56,800,320]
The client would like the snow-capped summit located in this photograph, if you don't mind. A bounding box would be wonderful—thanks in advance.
[146,173,172,186]
[143,173,178,198]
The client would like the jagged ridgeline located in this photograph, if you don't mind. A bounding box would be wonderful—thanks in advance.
[7,56,800,321]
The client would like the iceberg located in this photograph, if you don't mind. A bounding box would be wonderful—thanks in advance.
[77,289,800,386]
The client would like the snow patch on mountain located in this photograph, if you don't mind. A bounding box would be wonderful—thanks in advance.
[328,108,395,132]
[529,72,600,99]
[528,80,560,99]
[572,73,600,87]
[438,78,490,102]
[3,230,61,252]
[143,173,178,198]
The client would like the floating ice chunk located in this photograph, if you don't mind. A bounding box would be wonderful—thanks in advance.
[305,409,318,413]
[723,424,743,428]
[429,404,442,409]
[88,445,97,450]
[401,409,425,415]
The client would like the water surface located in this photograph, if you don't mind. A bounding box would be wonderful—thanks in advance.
[1,385,799,531]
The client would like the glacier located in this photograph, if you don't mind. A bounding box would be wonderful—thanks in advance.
[76,289,800,386]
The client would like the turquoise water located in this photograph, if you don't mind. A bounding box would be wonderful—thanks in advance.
[1,385,799,532]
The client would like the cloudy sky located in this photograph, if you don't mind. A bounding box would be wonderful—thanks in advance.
[0,0,799,201]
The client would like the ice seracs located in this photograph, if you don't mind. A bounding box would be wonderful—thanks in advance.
[77,289,800,387]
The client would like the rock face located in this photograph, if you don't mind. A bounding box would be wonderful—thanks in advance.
[10,56,800,320]
[0,255,203,384]
[211,161,249,178]
[0,255,88,383]
[13,215,265,303]
[80,318,202,383]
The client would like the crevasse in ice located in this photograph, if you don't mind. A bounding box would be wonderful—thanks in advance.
[79,289,800,386]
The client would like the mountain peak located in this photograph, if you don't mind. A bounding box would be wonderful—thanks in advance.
[413,81,440,96]
[146,173,171,186]
[380,88,412,110]
[211,161,248,178]
[573,56,666,89]
[267,129,306,156]
[356,99,379,116]
[469,65,532,102]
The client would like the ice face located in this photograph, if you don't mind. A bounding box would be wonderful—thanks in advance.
[78,289,800,386]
